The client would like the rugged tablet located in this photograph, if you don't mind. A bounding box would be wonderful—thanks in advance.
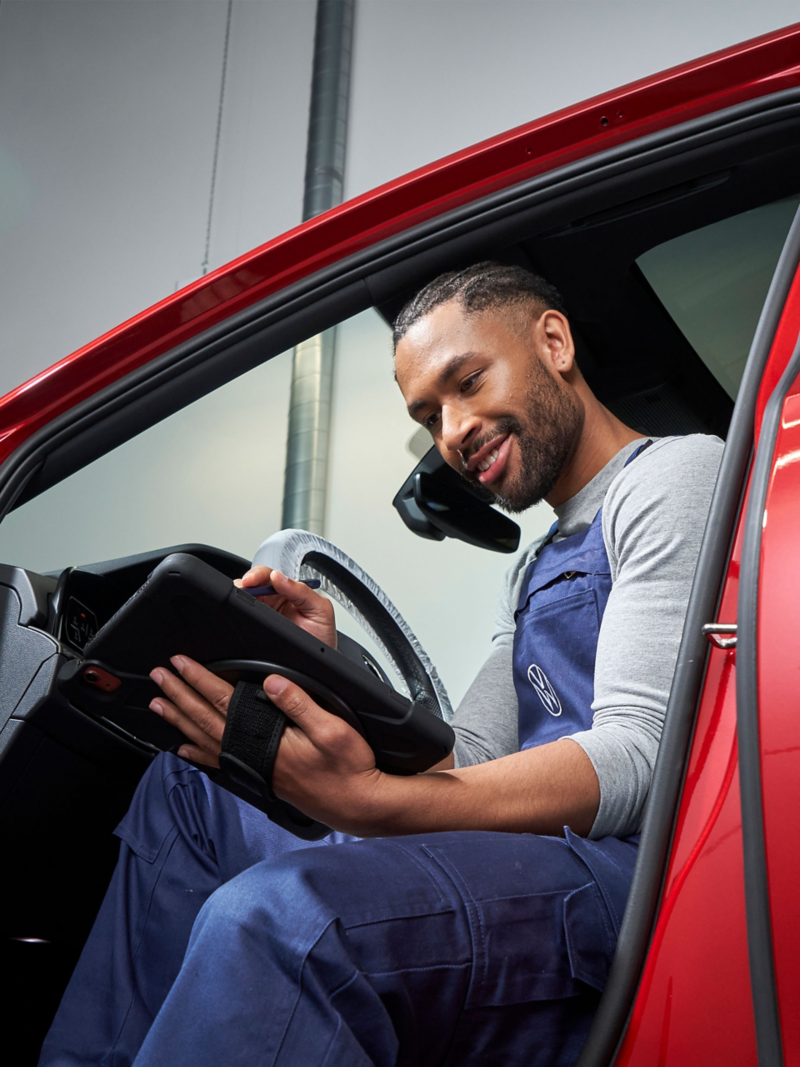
[62,553,455,779]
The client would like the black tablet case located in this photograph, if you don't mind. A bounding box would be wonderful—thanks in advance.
[61,553,454,775]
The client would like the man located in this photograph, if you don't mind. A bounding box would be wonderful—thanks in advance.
[41,263,722,1066]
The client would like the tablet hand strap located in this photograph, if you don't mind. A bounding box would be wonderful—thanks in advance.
[215,680,331,841]
[219,681,286,799]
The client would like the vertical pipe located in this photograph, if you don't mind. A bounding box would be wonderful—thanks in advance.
[281,0,355,534]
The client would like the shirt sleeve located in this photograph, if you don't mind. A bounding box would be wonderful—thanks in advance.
[567,434,723,838]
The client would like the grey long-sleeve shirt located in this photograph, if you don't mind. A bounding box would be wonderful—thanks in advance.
[451,434,723,839]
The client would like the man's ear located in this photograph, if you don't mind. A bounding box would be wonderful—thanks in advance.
[535,310,575,376]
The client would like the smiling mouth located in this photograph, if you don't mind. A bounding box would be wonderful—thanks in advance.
[467,434,513,486]
[477,449,499,472]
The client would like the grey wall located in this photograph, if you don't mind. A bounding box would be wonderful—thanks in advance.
[1,0,797,396]
[0,0,315,397]
[1,0,798,703]
[345,0,800,200]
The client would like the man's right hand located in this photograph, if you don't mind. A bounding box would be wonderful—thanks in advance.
[235,567,337,649]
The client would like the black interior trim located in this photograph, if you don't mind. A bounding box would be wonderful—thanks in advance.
[2,89,800,517]
[736,337,800,1066]
[576,203,800,1067]
[538,170,732,236]
[367,99,800,317]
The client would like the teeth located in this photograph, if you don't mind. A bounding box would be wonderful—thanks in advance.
[478,448,499,472]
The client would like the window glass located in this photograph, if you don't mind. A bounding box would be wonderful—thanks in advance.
[637,196,800,399]
[0,349,293,573]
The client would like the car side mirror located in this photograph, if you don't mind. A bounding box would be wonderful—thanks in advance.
[392,447,520,554]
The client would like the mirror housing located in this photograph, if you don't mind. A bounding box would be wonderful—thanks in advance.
[392,447,520,554]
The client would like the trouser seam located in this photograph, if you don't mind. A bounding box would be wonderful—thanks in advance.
[272,916,339,1067]
[421,846,485,1011]
[103,825,181,1067]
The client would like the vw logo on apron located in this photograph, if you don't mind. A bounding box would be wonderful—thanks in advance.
[527,664,563,716]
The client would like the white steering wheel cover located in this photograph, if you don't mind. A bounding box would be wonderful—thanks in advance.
[253,529,453,722]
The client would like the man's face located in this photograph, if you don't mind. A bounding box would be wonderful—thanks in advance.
[395,299,583,512]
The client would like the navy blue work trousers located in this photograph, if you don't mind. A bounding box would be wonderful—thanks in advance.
[40,753,636,1067]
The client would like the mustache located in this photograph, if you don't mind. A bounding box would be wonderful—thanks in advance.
[460,417,521,474]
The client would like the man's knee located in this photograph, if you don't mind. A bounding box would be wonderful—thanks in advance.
[192,851,336,946]
[186,841,410,975]
[187,837,462,971]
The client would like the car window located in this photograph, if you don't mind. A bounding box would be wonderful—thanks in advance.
[637,195,800,399]
[0,349,294,572]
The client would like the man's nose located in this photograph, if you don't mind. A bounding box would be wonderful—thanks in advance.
[441,404,480,455]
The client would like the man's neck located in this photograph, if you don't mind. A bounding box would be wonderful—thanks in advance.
[546,400,644,508]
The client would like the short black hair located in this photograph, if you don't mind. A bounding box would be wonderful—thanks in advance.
[392,262,567,348]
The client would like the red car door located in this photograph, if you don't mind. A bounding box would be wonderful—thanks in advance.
[743,240,800,1066]
[594,214,800,1067]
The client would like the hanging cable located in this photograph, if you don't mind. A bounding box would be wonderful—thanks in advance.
[202,0,233,276]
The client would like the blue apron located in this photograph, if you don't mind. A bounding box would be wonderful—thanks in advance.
[513,514,610,751]
[513,444,648,752]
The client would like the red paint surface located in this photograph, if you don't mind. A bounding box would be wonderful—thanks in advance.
[617,268,800,1065]
[0,24,799,469]
[754,266,800,442]
[757,280,800,1064]
[616,518,755,1064]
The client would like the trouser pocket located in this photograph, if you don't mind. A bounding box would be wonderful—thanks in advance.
[422,832,619,1008]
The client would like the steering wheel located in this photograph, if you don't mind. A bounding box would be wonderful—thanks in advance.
[252,529,453,724]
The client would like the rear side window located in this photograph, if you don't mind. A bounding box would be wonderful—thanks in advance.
[637,195,800,399]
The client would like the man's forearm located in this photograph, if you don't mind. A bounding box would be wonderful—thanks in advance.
[344,739,600,839]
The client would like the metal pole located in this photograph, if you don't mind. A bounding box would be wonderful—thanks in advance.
[281,0,355,534]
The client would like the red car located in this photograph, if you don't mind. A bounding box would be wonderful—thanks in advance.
[2,22,800,1065]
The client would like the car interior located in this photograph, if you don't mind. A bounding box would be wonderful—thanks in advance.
[3,87,800,1062]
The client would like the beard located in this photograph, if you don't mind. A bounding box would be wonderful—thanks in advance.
[461,361,584,513]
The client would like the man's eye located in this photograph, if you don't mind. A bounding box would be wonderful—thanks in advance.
[424,412,440,431]
[460,372,481,392]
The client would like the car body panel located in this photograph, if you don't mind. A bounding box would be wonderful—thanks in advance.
[617,261,800,1065]
[0,23,798,469]
[617,516,752,1063]
[759,369,800,1061]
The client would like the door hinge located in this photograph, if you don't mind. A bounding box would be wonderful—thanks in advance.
[702,622,737,650]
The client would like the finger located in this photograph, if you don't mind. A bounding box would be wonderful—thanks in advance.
[264,675,335,738]
[176,743,218,767]
[239,565,274,590]
[239,567,298,608]
[169,656,234,716]
[151,667,227,740]
[266,571,322,608]
[149,695,223,755]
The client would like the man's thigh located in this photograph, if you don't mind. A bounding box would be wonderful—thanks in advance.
[138,830,634,1067]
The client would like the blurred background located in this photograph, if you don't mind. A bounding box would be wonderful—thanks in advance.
[0,0,797,704]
